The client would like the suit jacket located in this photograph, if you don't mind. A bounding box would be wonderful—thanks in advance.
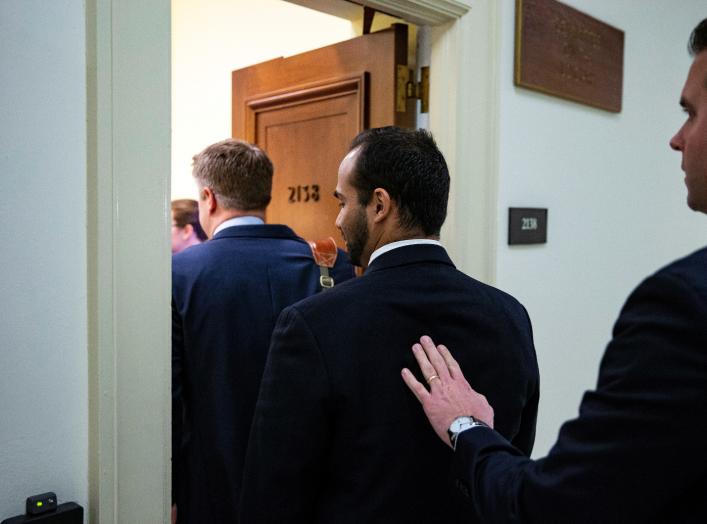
[452,246,707,524]
[172,224,355,524]
[240,244,540,523]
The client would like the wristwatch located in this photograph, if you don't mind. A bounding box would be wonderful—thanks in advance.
[447,416,489,450]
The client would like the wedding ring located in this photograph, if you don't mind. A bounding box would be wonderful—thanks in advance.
[426,374,440,384]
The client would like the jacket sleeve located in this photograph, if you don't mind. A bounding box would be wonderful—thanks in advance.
[508,306,539,457]
[239,305,332,523]
[452,271,707,524]
[508,377,539,457]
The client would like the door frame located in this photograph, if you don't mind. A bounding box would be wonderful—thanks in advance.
[87,0,171,522]
[88,0,499,521]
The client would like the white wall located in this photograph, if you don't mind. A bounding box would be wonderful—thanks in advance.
[494,0,706,455]
[171,0,356,199]
[0,0,88,518]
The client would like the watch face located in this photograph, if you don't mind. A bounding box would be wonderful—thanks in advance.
[450,416,474,433]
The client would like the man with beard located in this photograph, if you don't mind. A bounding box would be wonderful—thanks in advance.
[240,127,540,523]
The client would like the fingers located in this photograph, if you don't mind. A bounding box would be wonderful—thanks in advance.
[418,336,452,381]
[405,337,496,433]
[437,344,463,380]
[401,368,430,403]
[411,341,441,385]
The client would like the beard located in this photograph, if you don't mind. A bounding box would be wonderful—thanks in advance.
[344,206,369,267]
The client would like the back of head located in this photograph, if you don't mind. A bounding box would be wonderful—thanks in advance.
[192,139,273,211]
[348,127,450,236]
[688,18,707,56]
[171,198,207,240]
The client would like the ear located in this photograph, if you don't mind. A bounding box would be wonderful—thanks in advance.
[370,188,392,224]
[181,223,195,240]
[201,186,218,213]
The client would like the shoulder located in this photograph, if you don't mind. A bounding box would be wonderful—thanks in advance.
[607,247,707,368]
[472,275,527,308]
[171,238,235,269]
[446,267,531,323]
[629,246,707,309]
[598,247,707,407]
[653,246,707,288]
[173,230,310,261]
[172,242,211,270]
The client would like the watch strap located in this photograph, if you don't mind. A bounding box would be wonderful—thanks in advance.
[448,416,489,450]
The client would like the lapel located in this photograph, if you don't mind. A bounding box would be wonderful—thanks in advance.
[211,224,302,241]
[365,244,455,274]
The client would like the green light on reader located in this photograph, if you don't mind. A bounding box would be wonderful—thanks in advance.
[37,502,43,507]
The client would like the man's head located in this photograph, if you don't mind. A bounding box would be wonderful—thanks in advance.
[171,199,207,253]
[670,18,707,214]
[192,139,273,236]
[334,127,450,267]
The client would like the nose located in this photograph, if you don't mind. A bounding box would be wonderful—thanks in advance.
[670,128,683,151]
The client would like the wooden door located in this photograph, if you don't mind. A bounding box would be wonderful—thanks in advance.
[232,24,414,245]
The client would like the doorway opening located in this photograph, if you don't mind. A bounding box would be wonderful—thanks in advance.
[171,0,427,206]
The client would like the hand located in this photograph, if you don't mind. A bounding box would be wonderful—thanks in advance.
[401,335,494,448]
[171,503,177,524]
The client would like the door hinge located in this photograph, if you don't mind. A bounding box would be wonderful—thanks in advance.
[396,65,429,114]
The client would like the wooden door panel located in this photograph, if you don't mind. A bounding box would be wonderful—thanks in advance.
[257,88,362,244]
[233,24,413,244]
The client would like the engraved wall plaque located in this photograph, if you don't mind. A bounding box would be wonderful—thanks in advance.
[515,0,624,112]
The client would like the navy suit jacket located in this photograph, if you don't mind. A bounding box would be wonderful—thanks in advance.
[452,246,707,524]
[240,244,539,523]
[172,224,354,524]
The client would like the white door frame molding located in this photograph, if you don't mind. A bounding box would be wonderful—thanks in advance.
[429,0,500,283]
[390,0,499,283]
[287,0,470,26]
[87,0,171,522]
[358,0,470,25]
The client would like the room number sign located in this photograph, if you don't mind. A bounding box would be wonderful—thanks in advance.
[287,184,320,203]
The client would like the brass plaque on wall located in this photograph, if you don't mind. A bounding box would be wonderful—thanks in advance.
[514,0,624,112]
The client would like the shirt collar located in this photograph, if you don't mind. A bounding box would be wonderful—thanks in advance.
[213,216,264,237]
[368,239,443,265]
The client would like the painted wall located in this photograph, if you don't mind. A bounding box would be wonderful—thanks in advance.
[494,0,706,455]
[0,0,88,518]
[171,0,356,199]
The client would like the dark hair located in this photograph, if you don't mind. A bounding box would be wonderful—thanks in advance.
[688,18,707,56]
[348,127,450,236]
[171,199,207,240]
[192,139,273,211]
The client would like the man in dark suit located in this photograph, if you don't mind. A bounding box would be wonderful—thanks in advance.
[172,139,354,524]
[240,127,540,523]
[402,19,707,524]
